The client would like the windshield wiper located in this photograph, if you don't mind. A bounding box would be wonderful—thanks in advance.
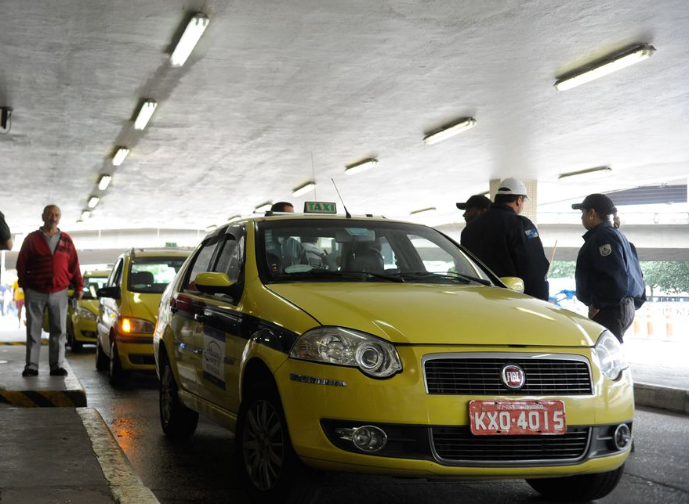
[283,269,404,283]
[398,271,491,286]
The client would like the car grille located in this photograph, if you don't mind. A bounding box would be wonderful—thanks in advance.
[432,426,590,464]
[424,357,592,395]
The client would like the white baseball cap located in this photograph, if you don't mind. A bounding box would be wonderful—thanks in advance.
[496,178,529,198]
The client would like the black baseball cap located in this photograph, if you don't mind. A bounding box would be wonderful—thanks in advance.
[456,194,491,210]
[571,194,617,215]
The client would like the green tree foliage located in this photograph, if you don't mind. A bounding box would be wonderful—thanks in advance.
[640,262,689,295]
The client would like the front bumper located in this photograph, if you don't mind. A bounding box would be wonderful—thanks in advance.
[115,334,156,371]
[73,319,98,343]
[274,345,634,477]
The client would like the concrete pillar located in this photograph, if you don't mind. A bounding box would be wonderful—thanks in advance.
[490,178,538,223]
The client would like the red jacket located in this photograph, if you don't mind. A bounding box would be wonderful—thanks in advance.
[16,230,84,294]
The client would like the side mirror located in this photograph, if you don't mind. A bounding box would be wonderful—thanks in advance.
[194,272,236,295]
[97,286,121,299]
[500,277,525,293]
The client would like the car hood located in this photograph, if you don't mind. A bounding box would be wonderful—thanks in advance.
[267,283,599,347]
[78,299,100,314]
[123,293,162,323]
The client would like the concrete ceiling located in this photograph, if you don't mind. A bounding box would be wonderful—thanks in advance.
[1,0,689,235]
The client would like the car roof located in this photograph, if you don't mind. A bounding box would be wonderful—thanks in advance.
[83,269,111,277]
[123,249,192,260]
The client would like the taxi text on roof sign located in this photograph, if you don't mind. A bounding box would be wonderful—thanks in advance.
[303,201,337,214]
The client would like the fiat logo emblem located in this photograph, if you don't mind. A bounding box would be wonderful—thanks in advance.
[501,364,525,389]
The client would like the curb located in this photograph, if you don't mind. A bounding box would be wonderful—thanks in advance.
[634,382,689,415]
[0,360,87,407]
[78,408,161,504]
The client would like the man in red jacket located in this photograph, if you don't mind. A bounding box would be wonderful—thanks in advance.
[16,205,83,377]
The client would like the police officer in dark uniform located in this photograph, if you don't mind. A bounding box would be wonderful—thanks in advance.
[461,178,549,300]
[572,194,645,343]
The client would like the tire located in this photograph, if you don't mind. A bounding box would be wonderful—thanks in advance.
[68,329,83,353]
[109,340,129,387]
[236,382,321,504]
[159,356,198,439]
[526,464,625,502]
[95,338,109,371]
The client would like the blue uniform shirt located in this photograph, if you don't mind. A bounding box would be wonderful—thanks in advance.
[575,221,645,308]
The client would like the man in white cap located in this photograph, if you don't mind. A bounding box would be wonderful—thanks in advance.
[460,178,549,300]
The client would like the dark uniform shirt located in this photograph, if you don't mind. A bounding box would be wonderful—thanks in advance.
[0,211,10,248]
[461,203,549,300]
[575,221,645,308]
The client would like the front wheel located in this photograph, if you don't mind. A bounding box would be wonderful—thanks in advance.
[68,329,83,353]
[159,356,198,439]
[526,464,625,502]
[109,340,129,387]
[236,382,321,504]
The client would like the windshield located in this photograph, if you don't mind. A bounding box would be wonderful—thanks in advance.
[128,257,186,294]
[82,275,109,299]
[257,219,491,285]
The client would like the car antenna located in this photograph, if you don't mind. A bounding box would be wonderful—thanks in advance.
[331,178,352,218]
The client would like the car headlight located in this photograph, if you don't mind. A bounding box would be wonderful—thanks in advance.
[119,317,155,334]
[290,327,402,378]
[595,330,628,380]
[77,307,97,321]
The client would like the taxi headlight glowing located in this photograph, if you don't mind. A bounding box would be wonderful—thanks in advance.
[595,330,628,380]
[119,317,155,334]
[76,307,97,321]
[290,327,402,378]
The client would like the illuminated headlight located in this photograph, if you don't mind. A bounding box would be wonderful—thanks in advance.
[290,327,402,378]
[77,307,97,321]
[119,317,155,334]
[595,330,628,380]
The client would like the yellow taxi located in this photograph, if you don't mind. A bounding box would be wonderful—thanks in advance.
[96,248,189,386]
[154,206,633,504]
[67,269,110,352]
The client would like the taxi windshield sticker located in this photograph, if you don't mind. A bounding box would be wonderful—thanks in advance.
[203,326,226,390]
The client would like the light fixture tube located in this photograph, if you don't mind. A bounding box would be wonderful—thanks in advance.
[112,147,130,166]
[98,175,112,191]
[227,215,241,222]
[558,166,612,180]
[423,118,477,145]
[81,210,91,220]
[292,182,316,197]
[205,224,217,233]
[87,196,100,209]
[410,207,437,215]
[134,100,157,130]
[555,44,656,91]
[345,158,378,175]
[170,14,210,67]
[255,202,272,212]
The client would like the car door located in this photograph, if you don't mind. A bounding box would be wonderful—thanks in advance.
[193,225,246,412]
[98,258,124,357]
[169,234,224,396]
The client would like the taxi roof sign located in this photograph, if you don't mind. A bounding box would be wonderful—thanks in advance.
[304,201,337,214]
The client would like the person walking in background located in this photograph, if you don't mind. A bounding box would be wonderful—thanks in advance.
[461,178,549,300]
[456,194,491,226]
[16,205,83,377]
[572,194,646,343]
[12,277,25,328]
[0,210,12,250]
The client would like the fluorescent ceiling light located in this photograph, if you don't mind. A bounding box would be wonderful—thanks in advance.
[555,44,656,91]
[558,166,612,181]
[112,147,130,166]
[292,182,316,197]
[255,202,272,212]
[423,118,477,145]
[227,215,241,222]
[170,13,210,67]
[87,196,100,209]
[98,175,112,191]
[81,210,91,220]
[345,158,378,175]
[134,100,157,130]
[410,207,436,215]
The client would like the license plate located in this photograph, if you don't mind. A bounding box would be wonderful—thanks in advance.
[469,400,566,436]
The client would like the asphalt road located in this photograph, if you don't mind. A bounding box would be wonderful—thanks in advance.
[67,349,689,504]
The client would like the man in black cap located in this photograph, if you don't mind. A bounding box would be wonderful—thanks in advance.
[572,193,645,343]
[456,195,491,225]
